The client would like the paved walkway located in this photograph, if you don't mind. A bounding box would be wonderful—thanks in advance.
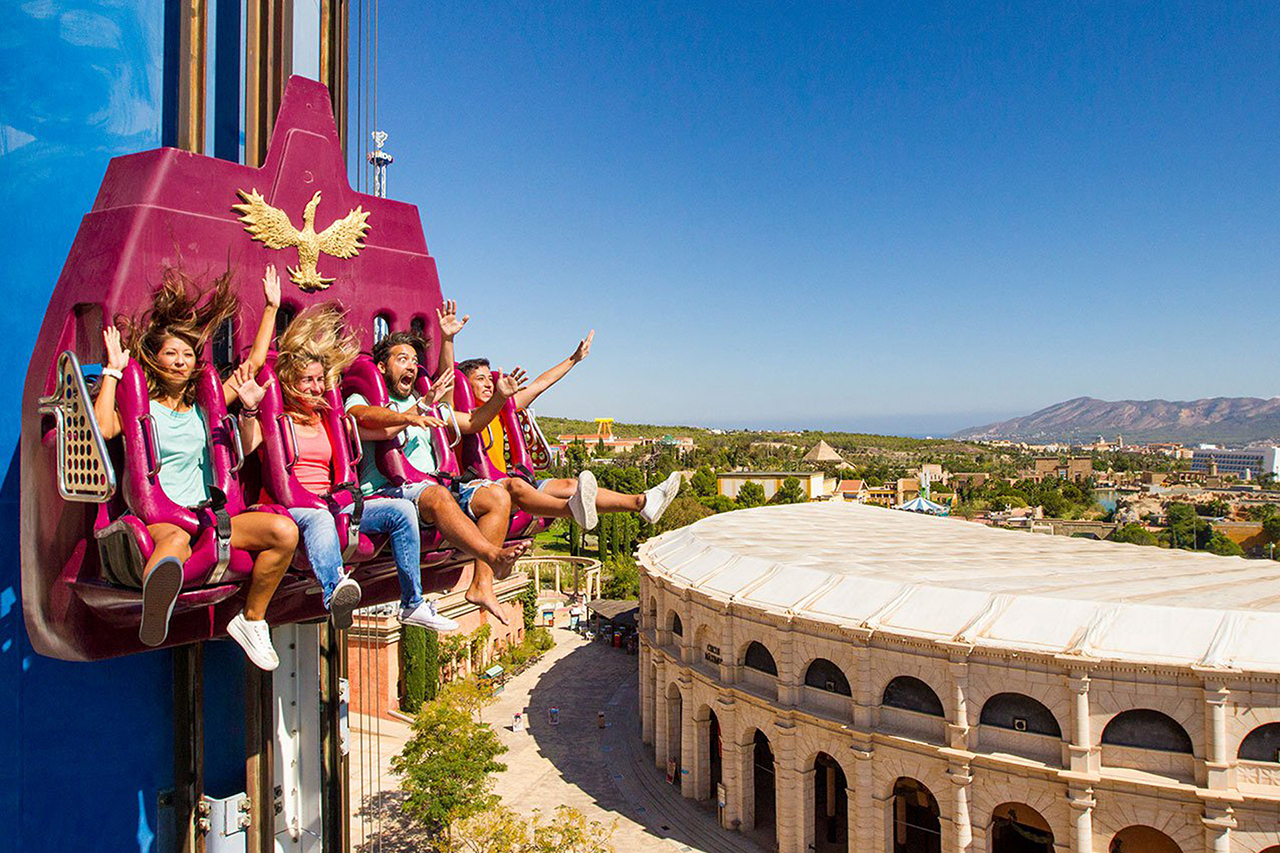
[348,628,770,853]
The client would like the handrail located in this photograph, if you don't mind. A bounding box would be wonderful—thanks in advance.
[140,414,162,478]
[37,351,118,503]
[279,415,299,471]
[222,414,245,473]
[435,402,462,448]
[343,412,362,464]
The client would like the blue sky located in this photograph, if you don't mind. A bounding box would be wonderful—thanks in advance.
[372,2,1280,435]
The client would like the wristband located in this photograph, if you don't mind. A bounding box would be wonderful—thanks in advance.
[101,367,123,381]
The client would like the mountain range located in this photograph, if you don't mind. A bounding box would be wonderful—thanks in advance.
[952,396,1280,445]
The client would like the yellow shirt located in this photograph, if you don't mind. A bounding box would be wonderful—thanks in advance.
[481,418,508,473]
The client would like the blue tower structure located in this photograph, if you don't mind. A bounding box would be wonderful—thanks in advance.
[1,2,357,850]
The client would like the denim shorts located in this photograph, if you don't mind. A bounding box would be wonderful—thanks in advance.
[376,478,494,520]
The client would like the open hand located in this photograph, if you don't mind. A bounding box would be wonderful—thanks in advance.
[571,329,594,363]
[405,413,446,430]
[425,369,454,405]
[238,371,271,412]
[102,326,130,372]
[262,264,281,308]
[496,367,528,399]
[436,299,470,339]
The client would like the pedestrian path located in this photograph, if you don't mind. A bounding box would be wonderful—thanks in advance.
[348,628,768,853]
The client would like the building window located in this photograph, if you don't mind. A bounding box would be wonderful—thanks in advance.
[882,676,944,717]
[669,613,683,637]
[979,693,1062,737]
[373,313,391,344]
[1100,709,1193,754]
[743,641,778,676]
[1239,723,1280,763]
[803,658,851,696]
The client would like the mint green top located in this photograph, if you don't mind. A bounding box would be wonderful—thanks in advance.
[149,400,212,507]
[345,392,439,496]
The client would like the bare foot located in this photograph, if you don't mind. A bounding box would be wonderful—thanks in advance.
[492,539,532,581]
[465,580,510,626]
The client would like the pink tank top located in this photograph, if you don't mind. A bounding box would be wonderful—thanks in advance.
[293,423,334,495]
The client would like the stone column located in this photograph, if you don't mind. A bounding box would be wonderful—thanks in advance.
[653,660,670,771]
[948,762,973,853]
[1203,682,1231,790]
[679,680,696,798]
[771,722,799,852]
[639,645,654,744]
[777,621,801,706]
[1202,804,1235,853]
[692,714,712,801]
[786,764,816,853]
[723,738,753,832]
[853,745,877,853]
[1068,672,1096,774]
[947,655,970,751]
[853,641,873,729]
[718,604,737,685]
[1067,786,1095,853]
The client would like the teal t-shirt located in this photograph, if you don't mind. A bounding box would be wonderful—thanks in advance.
[345,392,439,496]
[149,400,212,507]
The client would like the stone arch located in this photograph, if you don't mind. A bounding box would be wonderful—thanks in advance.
[882,675,945,717]
[647,595,657,629]
[812,751,849,853]
[965,670,1070,733]
[1101,709,1193,754]
[747,726,777,841]
[803,657,852,696]
[1109,825,1182,853]
[1238,722,1280,762]
[667,610,683,637]
[1089,686,1200,752]
[870,654,949,713]
[979,692,1063,738]
[664,681,683,783]
[743,640,778,675]
[989,801,1054,853]
[891,776,941,853]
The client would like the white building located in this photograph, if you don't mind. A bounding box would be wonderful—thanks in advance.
[717,471,825,501]
[637,502,1280,853]
[1190,447,1280,479]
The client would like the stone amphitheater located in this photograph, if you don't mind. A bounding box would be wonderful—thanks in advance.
[636,502,1280,853]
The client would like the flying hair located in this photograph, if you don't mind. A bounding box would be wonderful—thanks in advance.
[275,302,360,413]
[117,266,239,405]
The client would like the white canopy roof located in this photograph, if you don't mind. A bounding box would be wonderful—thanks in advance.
[638,502,1280,674]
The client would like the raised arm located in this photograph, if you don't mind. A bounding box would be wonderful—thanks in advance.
[93,327,128,440]
[433,299,469,406]
[513,329,592,410]
[456,368,527,434]
[346,402,444,441]
[225,264,281,406]
[234,368,269,453]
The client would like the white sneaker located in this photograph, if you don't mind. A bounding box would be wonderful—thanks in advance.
[328,576,363,631]
[226,612,280,671]
[568,470,599,530]
[640,472,682,524]
[400,599,458,632]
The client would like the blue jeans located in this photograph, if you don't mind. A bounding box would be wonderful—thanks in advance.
[288,498,424,610]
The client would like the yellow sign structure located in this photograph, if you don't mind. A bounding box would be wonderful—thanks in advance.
[594,418,614,440]
[232,189,371,292]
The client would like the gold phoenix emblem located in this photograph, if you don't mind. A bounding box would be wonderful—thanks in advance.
[232,189,371,292]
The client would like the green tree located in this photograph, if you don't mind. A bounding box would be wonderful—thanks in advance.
[1109,523,1157,547]
[601,555,640,600]
[518,582,538,633]
[1263,516,1280,547]
[597,514,610,560]
[446,804,617,853]
[1247,504,1277,522]
[1197,499,1231,518]
[567,518,581,557]
[654,495,714,533]
[391,689,508,842]
[698,494,737,513]
[770,476,806,505]
[689,465,717,497]
[1204,531,1245,557]
[1162,502,1212,550]
[400,625,431,713]
[736,480,766,508]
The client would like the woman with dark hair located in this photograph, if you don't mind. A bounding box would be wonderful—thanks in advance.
[94,265,299,670]
[245,303,530,631]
